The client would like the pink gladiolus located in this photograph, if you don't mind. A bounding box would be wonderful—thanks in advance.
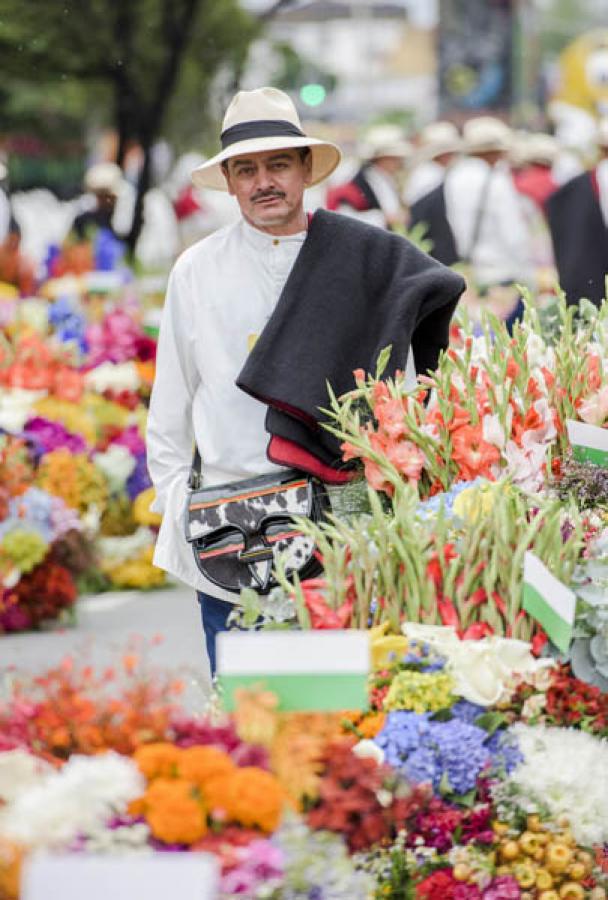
[578,385,608,427]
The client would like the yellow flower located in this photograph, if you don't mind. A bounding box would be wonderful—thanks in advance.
[453,482,501,523]
[104,547,165,589]
[371,634,410,669]
[133,488,162,527]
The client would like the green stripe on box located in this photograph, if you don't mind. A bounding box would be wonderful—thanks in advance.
[218,673,368,711]
[571,444,608,467]
[522,583,573,654]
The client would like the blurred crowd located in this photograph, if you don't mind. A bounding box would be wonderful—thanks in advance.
[1,110,608,312]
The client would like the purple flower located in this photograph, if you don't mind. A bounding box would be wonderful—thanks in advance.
[112,425,146,457]
[24,417,88,455]
[126,454,152,500]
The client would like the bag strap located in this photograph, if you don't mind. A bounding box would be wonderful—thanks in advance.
[188,446,202,490]
[463,165,494,264]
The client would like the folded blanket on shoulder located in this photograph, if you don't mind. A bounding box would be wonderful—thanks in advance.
[237,208,465,483]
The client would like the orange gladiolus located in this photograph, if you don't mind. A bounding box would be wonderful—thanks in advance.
[451,423,500,481]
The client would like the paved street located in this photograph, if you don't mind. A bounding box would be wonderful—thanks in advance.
[0,583,212,706]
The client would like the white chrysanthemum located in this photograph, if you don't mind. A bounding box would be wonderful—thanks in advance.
[96,526,154,564]
[0,750,51,805]
[92,444,137,493]
[1,752,145,849]
[508,724,608,846]
[84,361,141,394]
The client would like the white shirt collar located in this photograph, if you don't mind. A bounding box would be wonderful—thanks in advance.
[240,217,308,249]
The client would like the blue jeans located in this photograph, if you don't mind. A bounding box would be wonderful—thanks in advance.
[196,591,235,677]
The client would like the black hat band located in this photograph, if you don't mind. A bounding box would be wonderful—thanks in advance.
[221,119,306,150]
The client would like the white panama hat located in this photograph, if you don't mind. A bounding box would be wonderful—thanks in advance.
[462,116,512,154]
[191,87,342,191]
[359,124,413,161]
[416,121,462,160]
[84,162,125,195]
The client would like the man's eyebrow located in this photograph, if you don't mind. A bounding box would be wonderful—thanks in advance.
[231,158,254,168]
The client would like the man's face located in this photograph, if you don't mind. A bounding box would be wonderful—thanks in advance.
[95,189,117,213]
[223,148,312,233]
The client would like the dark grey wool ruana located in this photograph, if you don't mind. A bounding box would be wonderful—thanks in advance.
[237,208,466,472]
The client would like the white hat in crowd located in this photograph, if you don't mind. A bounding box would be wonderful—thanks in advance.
[192,87,342,191]
[524,133,559,166]
[416,121,462,160]
[359,124,413,161]
[84,162,125,196]
[462,116,512,154]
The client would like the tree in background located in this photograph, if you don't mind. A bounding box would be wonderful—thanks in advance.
[0,0,259,252]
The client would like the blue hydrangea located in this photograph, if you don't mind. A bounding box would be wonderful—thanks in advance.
[374,711,432,769]
[49,296,88,353]
[375,709,519,796]
[0,487,55,542]
[450,699,486,724]
[427,719,491,794]
[417,478,485,521]
[485,728,522,775]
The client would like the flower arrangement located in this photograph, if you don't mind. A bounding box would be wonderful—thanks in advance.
[275,479,582,644]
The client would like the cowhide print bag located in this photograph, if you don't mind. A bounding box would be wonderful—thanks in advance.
[185,453,329,594]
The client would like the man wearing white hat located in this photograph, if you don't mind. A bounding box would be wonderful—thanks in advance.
[146,87,464,675]
[71,162,132,241]
[404,121,462,207]
[326,124,411,230]
[547,118,608,306]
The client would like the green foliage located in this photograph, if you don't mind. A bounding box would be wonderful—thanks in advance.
[0,0,259,154]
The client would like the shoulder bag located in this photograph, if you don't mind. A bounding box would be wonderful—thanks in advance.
[184,449,329,595]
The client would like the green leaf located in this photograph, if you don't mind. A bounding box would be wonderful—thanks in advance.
[474,711,508,736]
[375,345,393,380]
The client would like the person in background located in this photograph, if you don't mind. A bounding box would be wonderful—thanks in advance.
[445,117,535,328]
[511,133,559,210]
[0,161,10,244]
[71,163,131,241]
[404,120,462,206]
[408,122,463,267]
[547,118,608,307]
[326,124,412,230]
[0,220,36,296]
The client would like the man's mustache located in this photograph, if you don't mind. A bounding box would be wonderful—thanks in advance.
[251,190,286,202]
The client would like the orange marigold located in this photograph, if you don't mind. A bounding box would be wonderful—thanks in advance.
[133,742,181,780]
[217,767,286,833]
[176,745,235,788]
[0,838,24,900]
[144,778,207,845]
